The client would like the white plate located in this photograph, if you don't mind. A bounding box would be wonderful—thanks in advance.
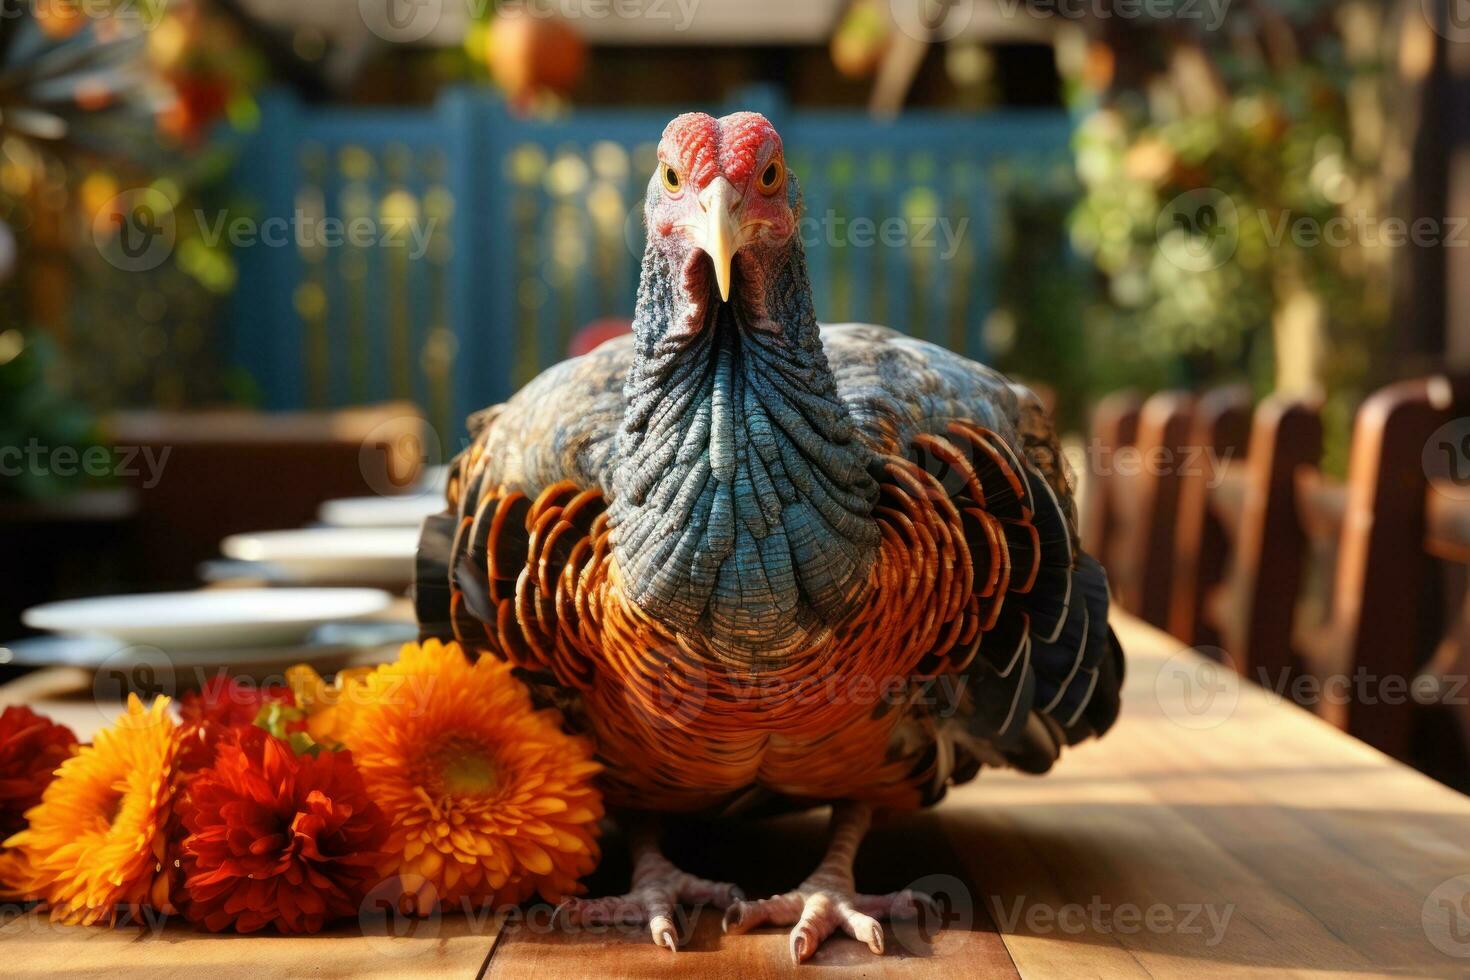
[221,528,420,585]
[318,493,443,528]
[418,464,450,493]
[0,624,413,670]
[21,588,393,650]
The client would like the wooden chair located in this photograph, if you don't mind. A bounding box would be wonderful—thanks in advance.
[1083,389,1194,628]
[1167,385,1252,648]
[1335,375,1470,764]
[1081,389,1141,579]
[1214,375,1468,774]
[107,403,429,587]
[1096,376,1470,781]
[1175,385,1423,743]
[1203,396,1328,685]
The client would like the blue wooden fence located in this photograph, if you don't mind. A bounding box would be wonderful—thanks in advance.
[229,87,1074,440]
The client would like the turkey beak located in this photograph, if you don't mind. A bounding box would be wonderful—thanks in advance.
[697,177,742,302]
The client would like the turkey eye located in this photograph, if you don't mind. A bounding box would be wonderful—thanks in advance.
[758,159,783,194]
[661,165,681,194]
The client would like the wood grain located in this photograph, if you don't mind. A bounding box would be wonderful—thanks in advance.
[9,614,1470,977]
[0,906,502,979]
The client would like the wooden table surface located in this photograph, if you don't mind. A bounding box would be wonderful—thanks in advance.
[7,612,1470,978]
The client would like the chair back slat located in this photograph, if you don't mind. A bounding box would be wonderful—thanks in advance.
[1217,397,1324,679]
[1121,391,1194,627]
[1169,385,1251,646]
[1082,390,1142,575]
[1329,375,1470,760]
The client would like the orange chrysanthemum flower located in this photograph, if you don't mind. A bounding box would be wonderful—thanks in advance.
[179,726,391,934]
[342,639,603,914]
[0,705,78,840]
[284,664,375,749]
[2,695,183,925]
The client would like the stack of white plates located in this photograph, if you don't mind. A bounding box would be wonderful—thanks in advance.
[221,528,421,586]
[12,588,408,680]
[317,492,443,529]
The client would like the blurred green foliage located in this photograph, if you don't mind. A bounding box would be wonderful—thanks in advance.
[1060,2,1396,468]
[0,329,104,501]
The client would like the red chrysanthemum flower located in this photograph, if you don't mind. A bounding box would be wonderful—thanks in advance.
[0,706,77,840]
[179,675,294,730]
[178,675,299,762]
[179,726,391,934]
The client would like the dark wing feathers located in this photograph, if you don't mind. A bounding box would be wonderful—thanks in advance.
[822,323,1124,781]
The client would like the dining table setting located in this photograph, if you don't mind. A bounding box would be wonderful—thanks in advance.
[3,610,1469,978]
[0,469,448,705]
[1,416,1468,979]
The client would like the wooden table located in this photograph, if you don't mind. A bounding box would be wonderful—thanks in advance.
[7,613,1470,978]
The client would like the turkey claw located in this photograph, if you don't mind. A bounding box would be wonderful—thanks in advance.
[556,871,741,950]
[723,884,927,963]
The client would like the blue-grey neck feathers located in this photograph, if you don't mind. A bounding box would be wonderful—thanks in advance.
[611,181,880,665]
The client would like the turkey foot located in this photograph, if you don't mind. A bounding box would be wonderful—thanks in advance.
[722,802,930,963]
[555,820,741,951]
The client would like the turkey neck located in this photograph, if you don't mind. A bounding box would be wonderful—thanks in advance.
[611,231,880,668]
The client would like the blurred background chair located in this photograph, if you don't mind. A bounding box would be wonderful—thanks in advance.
[1104,375,1470,789]
[1167,385,1252,650]
[1330,375,1470,780]
[1082,390,1142,612]
[1084,389,1193,629]
[105,403,427,588]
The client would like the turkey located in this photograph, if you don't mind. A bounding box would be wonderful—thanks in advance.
[416,110,1125,962]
